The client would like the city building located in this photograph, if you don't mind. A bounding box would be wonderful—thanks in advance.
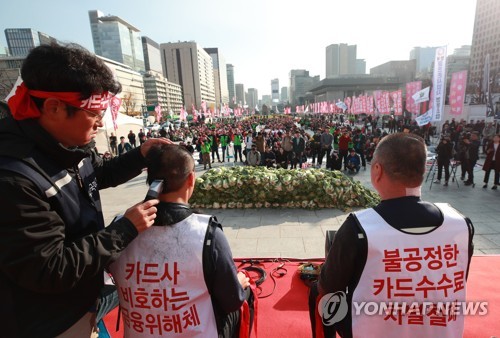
[356,59,366,75]
[289,69,320,105]
[160,41,216,109]
[447,45,471,81]
[226,64,235,104]
[143,71,183,120]
[271,78,280,103]
[409,46,438,78]
[280,86,288,103]
[308,75,404,103]
[370,60,417,84]
[0,40,7,56]
[98,56,146,116]
[235,83,245,106]
[247,88,259,110]
[89,10,145,72]
[204,48,229,106]
[326,43,364,78]
[142,37,163,74]
[4,28,60,57]
[469,0,500,93]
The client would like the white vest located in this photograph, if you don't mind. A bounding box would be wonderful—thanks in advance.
[109,213,218,338]
[351,203,469,338]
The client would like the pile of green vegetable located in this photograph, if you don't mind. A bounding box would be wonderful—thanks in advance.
[190,167,380,210]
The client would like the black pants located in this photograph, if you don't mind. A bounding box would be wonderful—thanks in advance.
[318,147,331,166]
[437,159,450,181]
[212,148,220,161]
[355,149,366,167]
[484,162,500,185]
[221,146,227,161]
[339,149,349,169]
[311,147,321,164]
[234,145,242,162]
[216,288,254,338]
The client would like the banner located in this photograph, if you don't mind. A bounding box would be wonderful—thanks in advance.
[109,95,122,131]
[367,96,374,115]
[391,90,403,115]
[406,81,422,114]
[154,104,162,123]
[377,91,391,114]
[431,46,447,121]
[415,109,433,126]
[449,71,468,116]
[484,54,495,117]
[412,86,430,104]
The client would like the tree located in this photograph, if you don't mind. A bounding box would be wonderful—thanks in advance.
[121,92,137,116]
[0,68,19,102]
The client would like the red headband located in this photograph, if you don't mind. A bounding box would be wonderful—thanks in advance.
[7,81,110,120]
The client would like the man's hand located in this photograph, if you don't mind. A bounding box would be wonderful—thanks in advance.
[237,271,250,289]
[140,137,173,157]
[123,199,159,233]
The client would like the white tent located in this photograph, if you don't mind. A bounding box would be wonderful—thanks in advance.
[94,110,144,153]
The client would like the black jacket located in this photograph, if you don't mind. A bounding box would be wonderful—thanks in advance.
[0,117,145,337]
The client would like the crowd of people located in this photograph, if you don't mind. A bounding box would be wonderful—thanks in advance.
[1,42,496,338]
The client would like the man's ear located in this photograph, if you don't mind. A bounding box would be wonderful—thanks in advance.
[187,171,196,189]
[41,98,65,120]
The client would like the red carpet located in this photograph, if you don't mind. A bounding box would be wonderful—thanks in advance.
[103,256,500,337]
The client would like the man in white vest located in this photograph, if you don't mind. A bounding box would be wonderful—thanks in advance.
[311,132,474,338]
[109,144,251,337]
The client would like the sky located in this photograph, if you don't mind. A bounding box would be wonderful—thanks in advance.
[0,0,477,97]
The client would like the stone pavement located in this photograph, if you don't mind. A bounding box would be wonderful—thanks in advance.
[100,156,500,259]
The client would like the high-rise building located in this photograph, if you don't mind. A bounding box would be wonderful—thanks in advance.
[447,45,471,81]
[289,69,320,105]
[98,56,146,116]
[89,10,145,72]
[247,88,259,110]
[226,64,235,104]
[271,79,280,103]
[469,0,500,91]
[409,46,438,77]
[142,37,162,74]
[143,71,183,118]
[235,83,245,106]
[356,59,366,75]
[4,28,60,57]
[160,41,216,109]
[370,60,416,84]
[204,48,229,106]
[0,40,7,56]
[326,43,361,78]
[280,86,288,103]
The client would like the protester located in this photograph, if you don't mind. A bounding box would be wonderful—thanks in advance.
[118,136,133,155]
[310,133,474,337]
[109,144,253,337]
[247,144,261,166]
[345,148,361,173]
[482,134,500,189]
[434,135,454,186]
[0,43,171,337]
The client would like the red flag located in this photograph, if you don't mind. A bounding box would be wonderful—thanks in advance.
[154,104,162,123]
[391,90,403,115]
[110,96,121,131]
[449,71,468,116]
[405,81,422,115]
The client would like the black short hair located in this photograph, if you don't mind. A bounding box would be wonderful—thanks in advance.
[146,144,195,193]
[21,43,121,106]
[373,132,426,187]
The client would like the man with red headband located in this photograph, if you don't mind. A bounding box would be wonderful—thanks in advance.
[0,44,171,337]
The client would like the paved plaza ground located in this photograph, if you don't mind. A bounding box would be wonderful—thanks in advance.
[100,154,500,259]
